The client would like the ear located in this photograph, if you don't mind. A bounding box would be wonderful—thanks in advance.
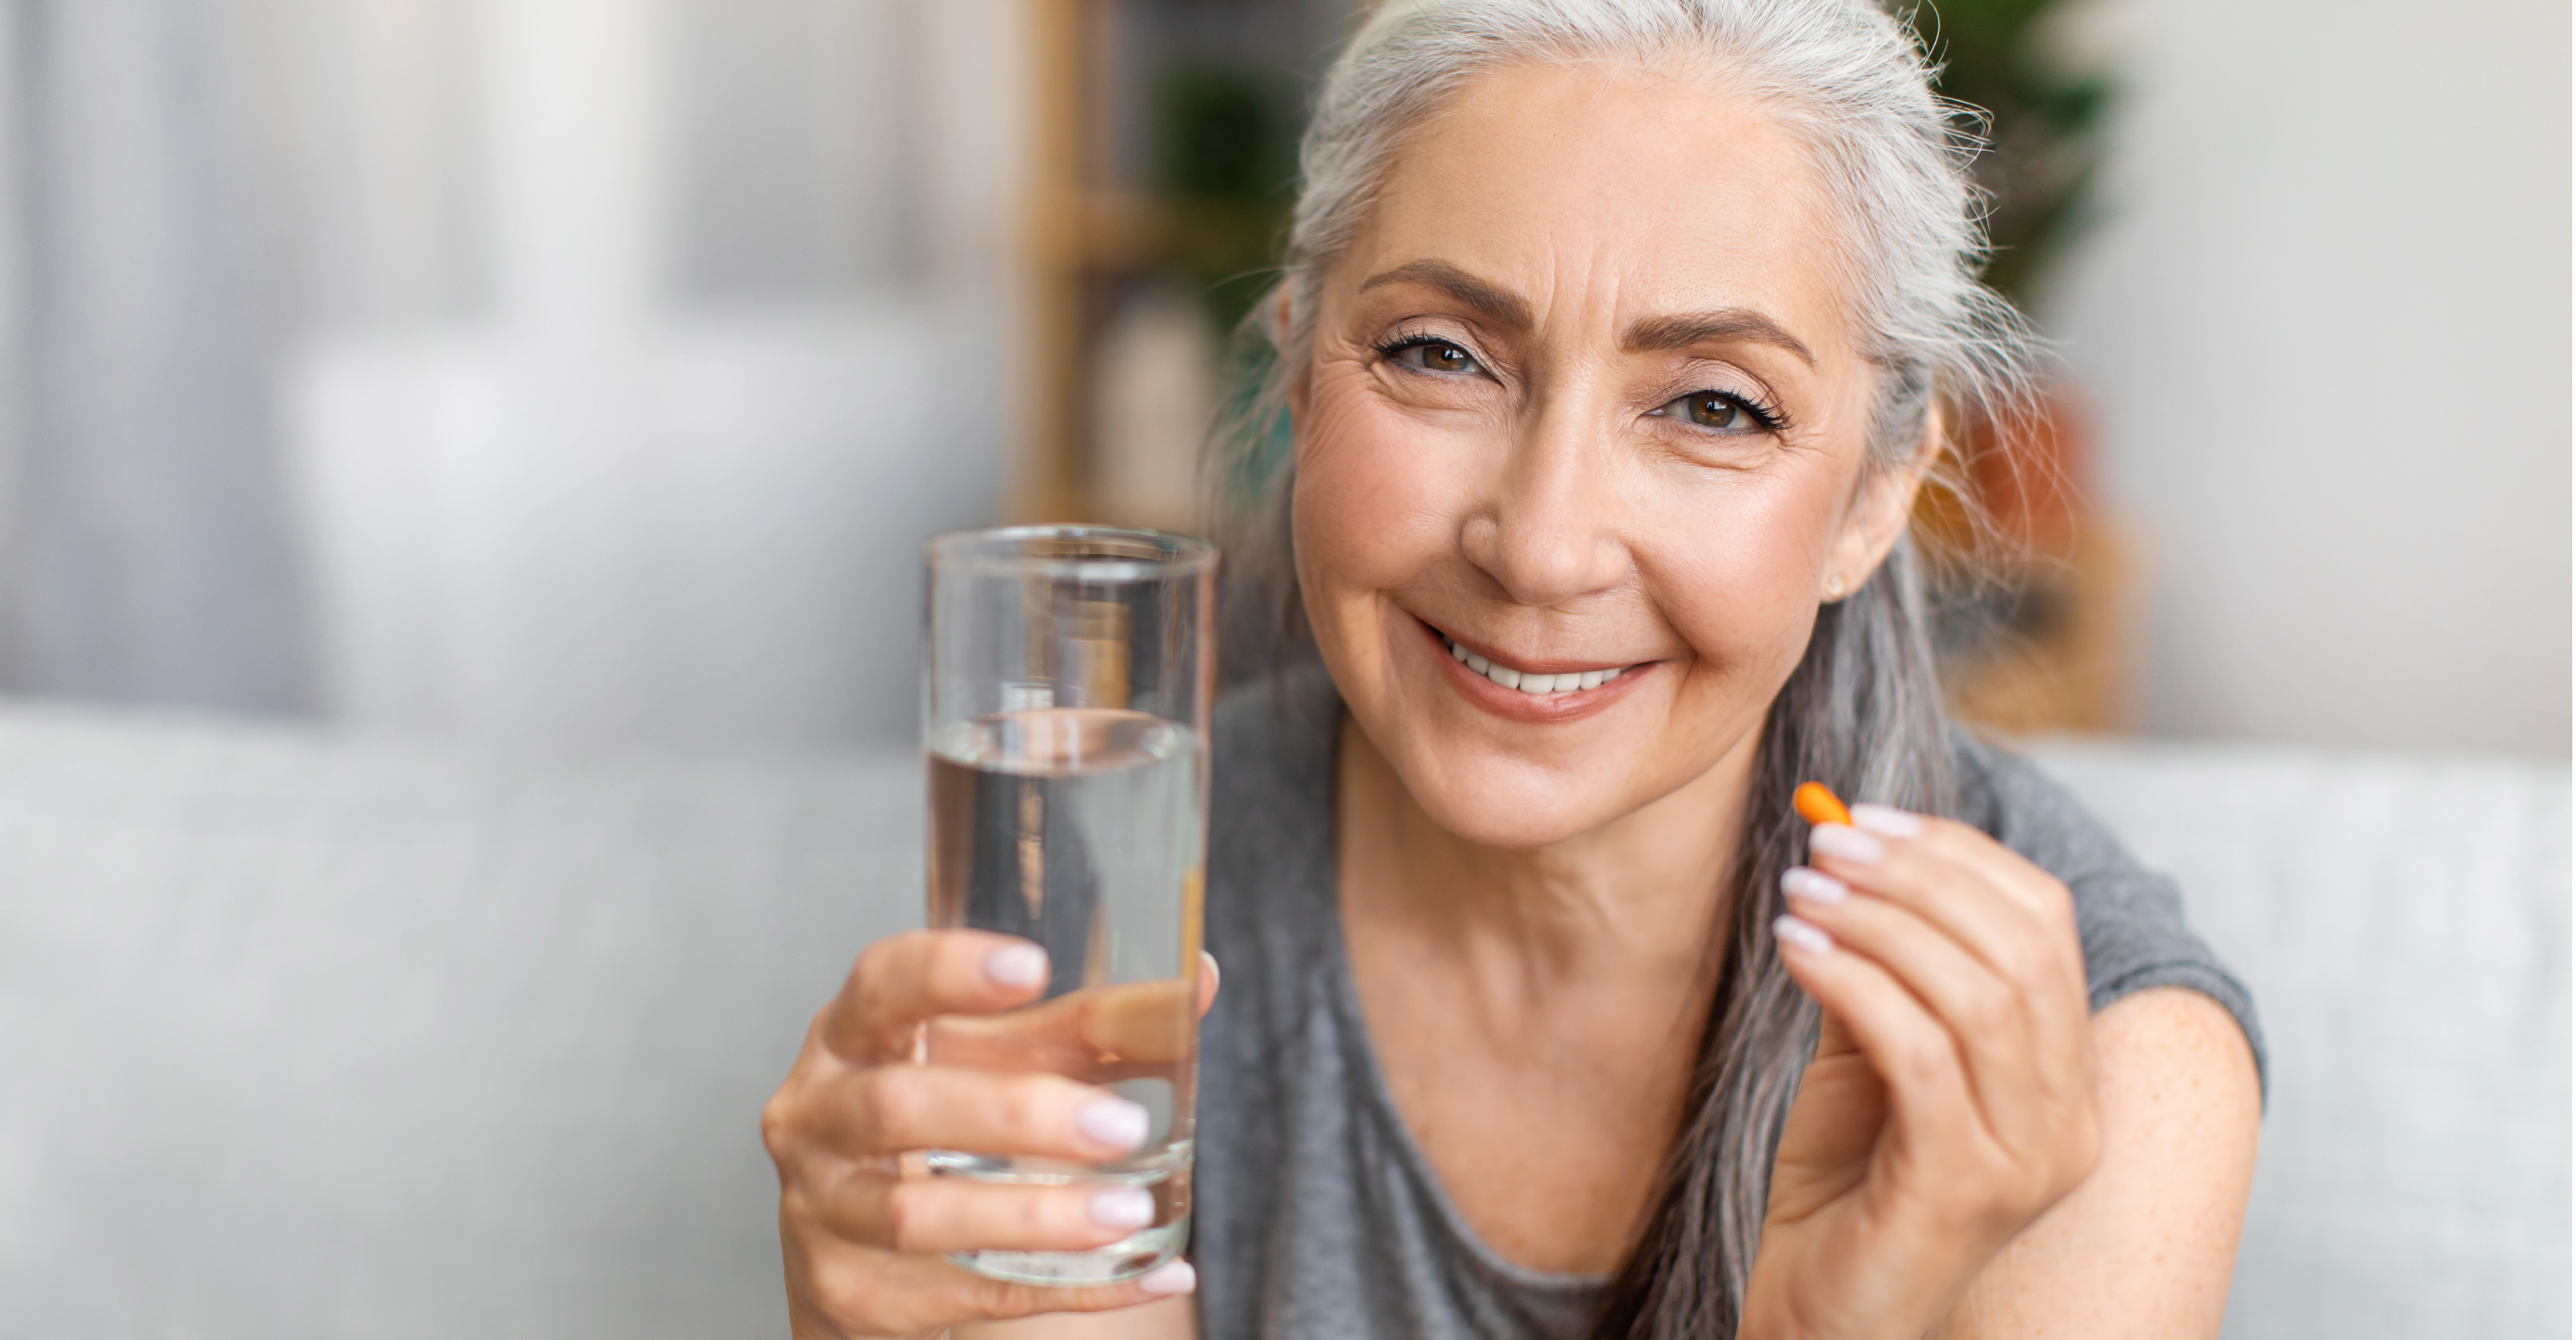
[1819,402,1945,603]
[1269,282,1294,346]
[1274,286,1313,420]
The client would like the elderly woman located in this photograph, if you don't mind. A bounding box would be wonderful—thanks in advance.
[762,2,2265,1336]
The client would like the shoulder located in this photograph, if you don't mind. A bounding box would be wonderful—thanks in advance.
[1202,664,1344,1035]
[1194,668,1350,1326]
[1210,665,1339,816]
[1208,665,1342,905]
[1949,732,2270,1097]
[1950,731,2138,880]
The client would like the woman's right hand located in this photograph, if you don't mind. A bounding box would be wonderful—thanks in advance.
[761,929,1202,1339]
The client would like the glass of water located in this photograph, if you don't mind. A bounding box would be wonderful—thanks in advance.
[919,525,1216,1286]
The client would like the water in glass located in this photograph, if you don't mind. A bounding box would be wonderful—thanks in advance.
[924,706,1203,1284]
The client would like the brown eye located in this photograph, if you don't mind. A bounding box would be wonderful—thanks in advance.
[1655,390,1767,432]
[1686,394,1740,429]
[1394,339,1479,375]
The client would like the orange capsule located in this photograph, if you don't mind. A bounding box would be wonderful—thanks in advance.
[1793,781,1852,828]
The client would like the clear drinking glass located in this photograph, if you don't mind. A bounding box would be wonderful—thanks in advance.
[919,525,1217,1286]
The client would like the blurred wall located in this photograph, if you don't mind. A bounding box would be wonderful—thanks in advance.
[2043,0,2571,758]
[275,0,1019,750]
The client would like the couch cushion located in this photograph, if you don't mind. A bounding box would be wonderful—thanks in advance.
[0,706,922,1336]
[2030,740,2570,1340]
[0,705,2561,1337]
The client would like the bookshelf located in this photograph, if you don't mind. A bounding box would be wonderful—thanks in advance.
[1013,0,1347,530]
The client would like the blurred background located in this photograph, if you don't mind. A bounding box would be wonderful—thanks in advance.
[0,0,2557,757]
[0,4,2561,1337]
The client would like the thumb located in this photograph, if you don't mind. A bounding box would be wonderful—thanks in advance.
[1195,951,1221,1018]
[1814,1004,1861,1061]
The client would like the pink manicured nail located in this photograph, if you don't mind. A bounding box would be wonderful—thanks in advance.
[1773,914,1834,956]
[984,944,1049,988]
[1781,866,1848,906]
[1137,1259,1197,1295]
[1090,1188,1156,1229]
[1808,823,1884,865]
[1849,804,1923,838]
[1078,1097,1152,1151]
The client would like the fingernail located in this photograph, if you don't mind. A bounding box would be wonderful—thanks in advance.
[1774,913,1834,956]
[1090,1188,1156,1229]
[1137,1259,1196,1295]
[1078,1097,1152,1151]
[984,944,1049,988]
[1781,866,1848,906]
[1849,804,1923,838]
[1808,823,1884,865]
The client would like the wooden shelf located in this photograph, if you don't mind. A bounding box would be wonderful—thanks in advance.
[1013,0,1100,524]
[1012,0,1334,530]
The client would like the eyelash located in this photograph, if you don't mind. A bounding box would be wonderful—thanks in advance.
[1374,333,1791,434]
[1372,333,1483,373]
[1673,387,1791,434]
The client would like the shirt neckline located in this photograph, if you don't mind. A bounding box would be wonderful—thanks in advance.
[1300,680,1616,1298]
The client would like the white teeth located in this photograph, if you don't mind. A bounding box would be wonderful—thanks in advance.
[1443,636,1629,696]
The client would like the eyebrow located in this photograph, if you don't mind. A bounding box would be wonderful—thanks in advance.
[1358,259,1533,330]
[1358,258,1816,369]
[1623,310,1816,368]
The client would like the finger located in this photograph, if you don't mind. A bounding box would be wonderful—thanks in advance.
[904,1251,1197,1322]
[1200,951,1221,1018]
[929,976,1202,1081]
[1782,867,2048,1136]
[1809,815,2092,1083]
[1813,997,1860,1061]
[821,930,1055,1062]
[1808,820,2084,1012]
[1774,914,1978,1146]
[822,1174,1172,1255]
[804,1064,1156,1163]
[1849,806,2072,922]
[1799,832,2090,1126]
[797,1234,1194,1337]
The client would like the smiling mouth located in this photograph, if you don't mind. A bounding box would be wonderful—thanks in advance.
[1440,633,1640,696]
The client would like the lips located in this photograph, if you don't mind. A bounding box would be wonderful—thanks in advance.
[1439,632,1638,696]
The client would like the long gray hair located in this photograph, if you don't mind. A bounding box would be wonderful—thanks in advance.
[1201,2,2040,1334]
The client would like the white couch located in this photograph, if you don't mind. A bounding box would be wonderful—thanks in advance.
[0,707,2561,1336]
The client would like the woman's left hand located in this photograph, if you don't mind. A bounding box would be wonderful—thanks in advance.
[1744,805,2102,1340]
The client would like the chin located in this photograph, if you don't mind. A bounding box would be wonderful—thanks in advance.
[1392,737,1634,851]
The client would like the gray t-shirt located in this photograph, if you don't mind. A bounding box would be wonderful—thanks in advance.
[1191,669,2265,1340]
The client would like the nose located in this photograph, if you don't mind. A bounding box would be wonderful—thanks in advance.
[1458,396,1632,607]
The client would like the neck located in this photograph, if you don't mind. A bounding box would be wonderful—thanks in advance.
[1334,714,1757,996]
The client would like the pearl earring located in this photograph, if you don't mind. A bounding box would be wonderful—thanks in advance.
[1825,573,1847,600]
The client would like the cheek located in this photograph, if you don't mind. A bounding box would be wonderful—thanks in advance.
[1632,470,1843,672]
[1290,372,1470,607]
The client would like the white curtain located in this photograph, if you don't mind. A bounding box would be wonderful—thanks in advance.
[0,0,1026,746]
[0,0,313,711]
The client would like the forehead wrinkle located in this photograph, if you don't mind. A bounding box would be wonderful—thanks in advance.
[1349,77,1850,380]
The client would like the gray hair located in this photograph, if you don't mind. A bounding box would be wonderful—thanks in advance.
[1201,3,2040,1335]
